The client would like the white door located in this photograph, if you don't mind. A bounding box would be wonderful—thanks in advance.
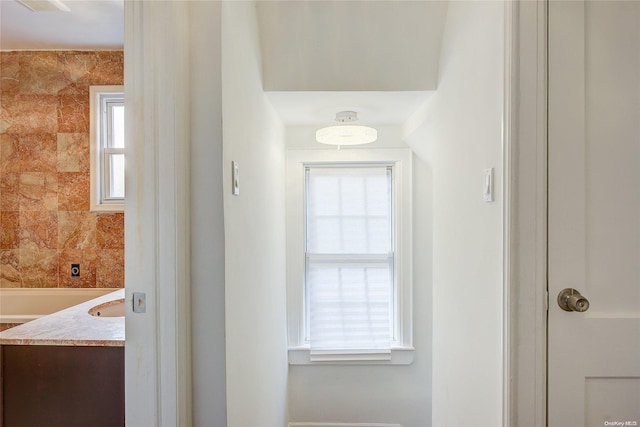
[548,1,640,426]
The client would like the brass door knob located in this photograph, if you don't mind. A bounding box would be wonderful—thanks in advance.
[557,288,590,312]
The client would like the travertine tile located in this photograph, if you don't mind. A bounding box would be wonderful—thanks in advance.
[19,133,57,173]
[96,213,124,249]
[0,93,58,134]
[16,52,65,95]
[58,51,98,94]
[96,249,124,288]
[57,94,89,133]
[57,172,89,211]
[19,172,58,211]
[0,104,11,134]
[0,52,20,95]
[0,249,21,287]
[89,52,125,86]
[58,211,96,249]
[57,133,89,173]
[19,247,58,287]
[58,51,124,93]
[19,210,58,250]
[1,133,57,173]
[0,51,124,290]
[0,133,20,173]
[0,211,19,249]
[0,173,20,211]
[58,248,96,288]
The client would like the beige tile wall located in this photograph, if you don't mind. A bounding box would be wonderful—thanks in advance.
[0,51,124,288]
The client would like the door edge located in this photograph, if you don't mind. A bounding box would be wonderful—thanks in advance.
[508,1,549,426]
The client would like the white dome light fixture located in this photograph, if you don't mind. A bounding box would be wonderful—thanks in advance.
[316,111,377,146]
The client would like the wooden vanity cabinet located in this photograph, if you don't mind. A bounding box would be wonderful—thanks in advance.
[0,345,124,427]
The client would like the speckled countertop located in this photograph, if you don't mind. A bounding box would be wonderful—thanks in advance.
[0,289,125,347]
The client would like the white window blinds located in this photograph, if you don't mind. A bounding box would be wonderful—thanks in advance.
[305,165,394,354]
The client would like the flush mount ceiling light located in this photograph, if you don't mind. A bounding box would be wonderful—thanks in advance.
[17,0,70,12]
[316,111,377,146]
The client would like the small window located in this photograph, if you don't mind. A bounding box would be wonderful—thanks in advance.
[305,165,394,352]
[287,149,413,365]
[90,86,125,212]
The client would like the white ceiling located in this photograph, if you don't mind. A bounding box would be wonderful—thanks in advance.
[0,0,124,50]
[257,1,446,127]
[0,0,446,128]
[257,1,447,92]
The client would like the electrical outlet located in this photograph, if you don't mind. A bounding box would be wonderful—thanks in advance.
[70,263,81,278]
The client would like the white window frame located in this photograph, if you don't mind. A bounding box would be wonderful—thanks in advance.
[287,148,413,365]
[90,85,125,212]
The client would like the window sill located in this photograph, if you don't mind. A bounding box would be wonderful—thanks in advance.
[90,203,124,213]
[288,346,414,365]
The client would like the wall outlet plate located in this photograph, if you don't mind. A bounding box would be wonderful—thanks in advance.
[70,263,80,278]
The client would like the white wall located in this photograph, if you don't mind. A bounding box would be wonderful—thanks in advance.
[222,2,289,426]
[256,1,447,92]
[407,2,505,425]
[189,2,227,426]
[286,128,433,427]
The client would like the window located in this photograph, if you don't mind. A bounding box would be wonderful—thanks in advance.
[90,86,125,212]
[287,149,413,364]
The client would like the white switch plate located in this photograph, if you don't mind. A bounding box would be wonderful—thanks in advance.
[483,168,494,202]
[232,161,240,196]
